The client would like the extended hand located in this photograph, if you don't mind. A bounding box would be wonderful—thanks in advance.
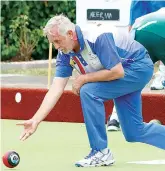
[16,119,39,141]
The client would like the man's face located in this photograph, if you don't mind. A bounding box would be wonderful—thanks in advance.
[52,31,74,54]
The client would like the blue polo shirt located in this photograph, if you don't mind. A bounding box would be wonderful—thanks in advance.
[129,0,165,26]
[55,25,147,78]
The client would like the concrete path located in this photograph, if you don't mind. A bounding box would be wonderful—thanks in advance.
[1,73,165,94]
[1,59,164,94]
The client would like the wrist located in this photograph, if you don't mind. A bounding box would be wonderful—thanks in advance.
[82,74,88,84]
[31,118,41,125]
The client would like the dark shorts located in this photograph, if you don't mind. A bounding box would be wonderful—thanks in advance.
[135,30,165,65]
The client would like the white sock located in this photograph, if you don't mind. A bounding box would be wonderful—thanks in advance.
[110,107,119,122]
[101,148,109,154]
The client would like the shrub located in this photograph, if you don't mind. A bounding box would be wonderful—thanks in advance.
[1,1,76,61]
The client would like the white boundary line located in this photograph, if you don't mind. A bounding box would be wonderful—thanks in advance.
[127,160,165,165]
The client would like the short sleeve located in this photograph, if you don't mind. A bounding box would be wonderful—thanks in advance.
[94,33,121,70]
[55,52,73,78]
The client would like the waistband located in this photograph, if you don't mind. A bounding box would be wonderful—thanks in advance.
[121,52,151,67]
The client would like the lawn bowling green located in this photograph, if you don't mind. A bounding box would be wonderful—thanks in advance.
[1,120,165,171]
[1,88,165,170]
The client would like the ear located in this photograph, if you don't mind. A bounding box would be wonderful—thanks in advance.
[67,30,74,39]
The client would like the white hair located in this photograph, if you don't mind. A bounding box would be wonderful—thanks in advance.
[43,14,75,41]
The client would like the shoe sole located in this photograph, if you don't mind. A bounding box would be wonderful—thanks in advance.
[75,159,115,167]
[107,126,120,131]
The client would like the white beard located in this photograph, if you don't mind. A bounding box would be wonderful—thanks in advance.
[61,49,72,54]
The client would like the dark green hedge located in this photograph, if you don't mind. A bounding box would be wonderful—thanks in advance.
[1,1,76,61]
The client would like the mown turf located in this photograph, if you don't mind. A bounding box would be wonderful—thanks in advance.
[1,119,165,171]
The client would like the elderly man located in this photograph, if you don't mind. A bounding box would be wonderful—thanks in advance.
[17,15,165,167]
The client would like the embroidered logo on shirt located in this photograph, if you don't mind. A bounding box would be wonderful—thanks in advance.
[72,56,86,74]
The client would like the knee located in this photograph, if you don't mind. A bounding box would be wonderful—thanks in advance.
[79,84,89,97]
[80,83,96,97]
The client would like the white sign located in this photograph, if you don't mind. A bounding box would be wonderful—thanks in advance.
[76,0,132,31]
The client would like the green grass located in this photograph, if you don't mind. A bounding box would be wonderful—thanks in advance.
[1,119,165,171]
[1,68,55,76]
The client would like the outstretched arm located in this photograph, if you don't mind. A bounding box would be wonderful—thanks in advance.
[32,77,69,122]
[17,77,69,141]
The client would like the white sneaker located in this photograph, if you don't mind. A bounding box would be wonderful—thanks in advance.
[75,148,115,167]
[150,71,165,90]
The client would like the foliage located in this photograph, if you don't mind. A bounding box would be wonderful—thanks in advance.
[1,1,76,61]
[9,15,42,61]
